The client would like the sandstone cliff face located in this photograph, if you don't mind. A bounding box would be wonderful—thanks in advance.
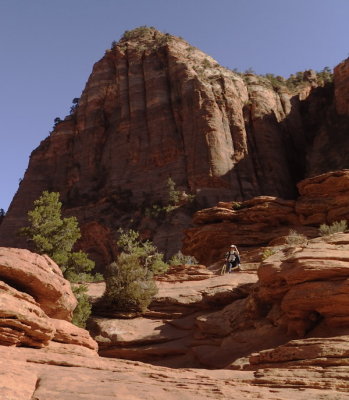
[1,28,349,266]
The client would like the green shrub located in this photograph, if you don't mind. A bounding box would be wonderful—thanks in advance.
[102,256,158,312]
[117,229,168,275]
[316,67,333,85]
[187,45,195,53]
[232,202,242,210]
[167,177,195,208]
[319,220,348,236]
[121,26,156,41]
[144,204,166,218]
[71,285,91,328]
[264,73,286,90]
[143,177,195,219]
[53,117,62,127]
[100,229,168,313]
[168,251,198,266]
[202,58,211,68]
[244,67,255,74]
[167,177,181,205]
[261,246,284,260]
[285,230,307,246]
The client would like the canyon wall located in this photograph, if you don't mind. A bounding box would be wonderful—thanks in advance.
[1,28,348,267]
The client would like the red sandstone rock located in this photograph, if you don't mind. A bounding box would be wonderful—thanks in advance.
[296,169,349,225]
[51,318,98,351]
[181,234,349,369]
[3,345,344,400]
[258,234,349,335]
[0,280,54,347]
[1,29,339,268]
[0,247,97,356]
[0,247,76,320]
[335,58,349,115]
[2,233,349,396]
[88,270,256,366]
[156,264,213,282]
[183,197,317,265]
[183,170,349,266]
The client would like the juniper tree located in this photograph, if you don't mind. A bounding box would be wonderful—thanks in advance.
[20,191,95,327]
[101,229,168,313]
[20,191,94,280]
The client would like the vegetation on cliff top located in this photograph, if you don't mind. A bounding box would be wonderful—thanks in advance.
[108,26,176,53]
[110,26,332,97]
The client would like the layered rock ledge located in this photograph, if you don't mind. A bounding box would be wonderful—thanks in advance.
[183,169,349,265]
[0,247,97,351]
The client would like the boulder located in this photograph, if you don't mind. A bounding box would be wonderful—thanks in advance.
[0,247,77,320]
[0,247,97,354]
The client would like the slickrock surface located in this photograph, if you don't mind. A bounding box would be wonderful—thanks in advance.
[2,238,349,398]
[3,345,346,400]
[2,28,347,268]
[249,336,349,394]
[87,233,349,393]
[0,347,349,400]
[51,319,98,351]
[88,267,257,367]
[183,169,349,265]
[0,247,97,351]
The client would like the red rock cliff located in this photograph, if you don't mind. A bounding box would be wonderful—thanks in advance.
[1,28,348,266]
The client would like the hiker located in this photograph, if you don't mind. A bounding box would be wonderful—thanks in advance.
[225,244,241,273]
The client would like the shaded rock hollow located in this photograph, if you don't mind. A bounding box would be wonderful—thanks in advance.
[1,27,349,268]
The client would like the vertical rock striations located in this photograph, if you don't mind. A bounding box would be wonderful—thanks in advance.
[1,28,348,266]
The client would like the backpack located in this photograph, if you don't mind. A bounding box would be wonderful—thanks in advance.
[227,252,236,262]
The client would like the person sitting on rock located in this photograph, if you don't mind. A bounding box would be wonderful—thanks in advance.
[225,244,241,273]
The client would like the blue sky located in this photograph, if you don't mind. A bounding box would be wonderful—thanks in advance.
[1,0,349,211]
